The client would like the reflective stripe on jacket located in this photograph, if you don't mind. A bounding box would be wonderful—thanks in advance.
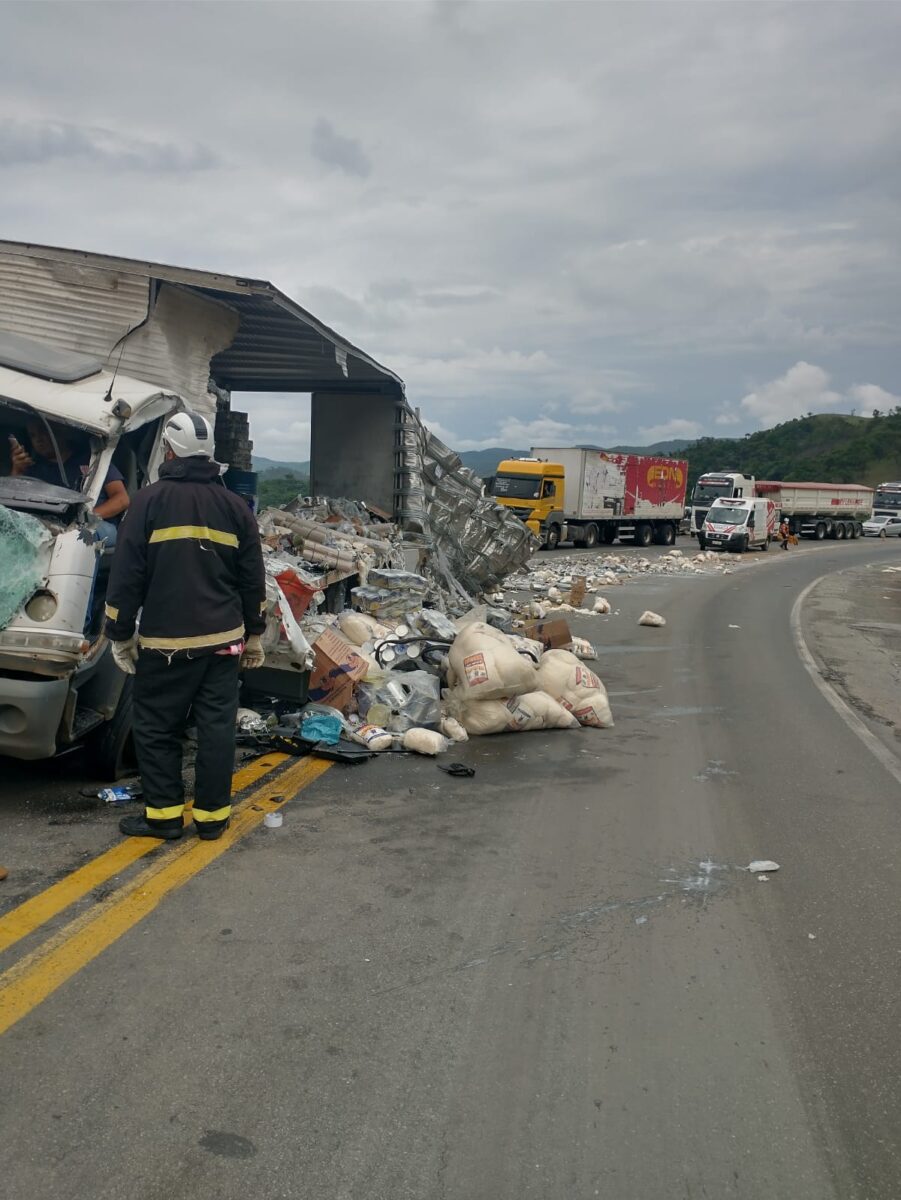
[104,457,266,655]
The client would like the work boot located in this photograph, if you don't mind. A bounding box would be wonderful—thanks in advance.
[119,814,183,840]
[196,820,230,842]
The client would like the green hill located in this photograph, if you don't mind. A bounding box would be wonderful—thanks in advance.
[681,411,901,488]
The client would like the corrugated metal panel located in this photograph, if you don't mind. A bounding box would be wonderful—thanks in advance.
[0,250,238,411]
[0,241,404,397]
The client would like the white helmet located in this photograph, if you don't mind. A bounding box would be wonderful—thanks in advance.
[163,411,214,458]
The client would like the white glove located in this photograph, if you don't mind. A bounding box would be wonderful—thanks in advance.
[240,634,265,670]
[110,637,138,675]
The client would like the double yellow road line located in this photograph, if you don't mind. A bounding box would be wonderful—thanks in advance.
[0,753,331,1036]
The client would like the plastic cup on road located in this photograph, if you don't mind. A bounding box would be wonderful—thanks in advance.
[264,811,284,829]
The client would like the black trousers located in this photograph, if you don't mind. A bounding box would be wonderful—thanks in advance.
[133,652,241,834]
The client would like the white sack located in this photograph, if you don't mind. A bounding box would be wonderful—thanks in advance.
[567,636,598,661]
[440,716,469,743]
[535,649,614,729]
[447,621,536,702]
[638,610,666,627]
[403,728,450,756]
[593,597,611,614]
[338,611,391,647]
[504,691,580,731]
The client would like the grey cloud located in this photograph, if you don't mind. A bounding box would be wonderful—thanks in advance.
[0,118,218,172]
[0,2,899,452]
[311,118,371,178]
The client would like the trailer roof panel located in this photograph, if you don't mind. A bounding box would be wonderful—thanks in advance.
[0,241,404,396]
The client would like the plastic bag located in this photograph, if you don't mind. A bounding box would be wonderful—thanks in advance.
[535,649,614,728]
[447,621,536,702]
[273,580,315,669]
[357,670,442,732]
[402,727,449,755]
[300,708,344,744]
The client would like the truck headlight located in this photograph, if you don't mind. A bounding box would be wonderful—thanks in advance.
[25,590,59,622]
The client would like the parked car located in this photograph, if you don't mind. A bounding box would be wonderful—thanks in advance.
[862,515,901,538]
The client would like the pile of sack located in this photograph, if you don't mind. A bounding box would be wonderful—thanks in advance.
[330,610,614,750]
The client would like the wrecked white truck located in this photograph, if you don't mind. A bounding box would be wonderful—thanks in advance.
[0,239,534,776]
[0,341,181,771]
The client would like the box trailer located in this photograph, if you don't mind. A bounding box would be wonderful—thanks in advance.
[489,445,687,549]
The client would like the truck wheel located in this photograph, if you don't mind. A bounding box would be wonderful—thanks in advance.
[635,523,653,548]
[544,525,560,551]
[848,522,858,539]
[815,522,826,540]
[654,523,675,546]
[835,522,846,540]
[583,524,599,549]
[87,677,136,781]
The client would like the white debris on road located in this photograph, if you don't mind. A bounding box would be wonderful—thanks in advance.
[638,611,667,627]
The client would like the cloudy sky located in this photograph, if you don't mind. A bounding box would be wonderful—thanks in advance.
[1,1,900,459]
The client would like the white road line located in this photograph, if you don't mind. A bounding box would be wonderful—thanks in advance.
[791,570,901,788]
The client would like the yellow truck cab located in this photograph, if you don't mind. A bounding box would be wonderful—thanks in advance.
[490,457,566,548]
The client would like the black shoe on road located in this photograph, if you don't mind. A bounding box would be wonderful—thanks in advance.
[196,821,230,842]
[119,814,183,840]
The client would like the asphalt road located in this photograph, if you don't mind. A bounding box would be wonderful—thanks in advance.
[1,537,900,1198]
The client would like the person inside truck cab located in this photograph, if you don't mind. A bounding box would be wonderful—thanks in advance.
[9,420,129,546]
[542,480,557,499]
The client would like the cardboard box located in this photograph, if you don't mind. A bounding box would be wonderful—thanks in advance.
[568,576,587,607]
[519,617,572,651]
[308,628,368,713]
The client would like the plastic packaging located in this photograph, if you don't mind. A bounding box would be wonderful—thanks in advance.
[402,728,449,755]
[357,670,442,732]
[98,785,143,805]
[264,811,284,829]
[300,708,344,744]
[350,722,394,752]
[411,609,458,642]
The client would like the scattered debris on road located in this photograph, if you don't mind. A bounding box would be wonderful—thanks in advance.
[747,860,780,873]
[638,611,667,627]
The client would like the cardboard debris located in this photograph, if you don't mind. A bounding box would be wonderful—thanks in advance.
[308,628,369,714]
[519,617,572,650]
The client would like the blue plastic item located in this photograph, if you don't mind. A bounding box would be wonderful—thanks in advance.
[300,709,343,745]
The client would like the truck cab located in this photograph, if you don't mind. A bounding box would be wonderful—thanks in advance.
[702,496,775,552]
[0,335,185,775]
[691,472,755,539]
[488,458,566,548]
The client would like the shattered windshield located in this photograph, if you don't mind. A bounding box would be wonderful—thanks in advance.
[707,507,749,525]
[490,474,541,500]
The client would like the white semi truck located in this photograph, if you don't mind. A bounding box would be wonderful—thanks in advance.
[691,471,873,547]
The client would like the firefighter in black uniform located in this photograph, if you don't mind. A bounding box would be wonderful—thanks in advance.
[104,411,267,841]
